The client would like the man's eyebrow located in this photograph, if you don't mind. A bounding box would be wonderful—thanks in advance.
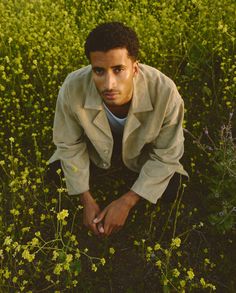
[92,66,104,70]
[111,64,126,68]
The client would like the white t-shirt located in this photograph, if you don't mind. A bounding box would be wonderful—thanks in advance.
[103,103,127,135]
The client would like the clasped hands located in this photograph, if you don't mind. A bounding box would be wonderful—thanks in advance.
[81,190,140,237]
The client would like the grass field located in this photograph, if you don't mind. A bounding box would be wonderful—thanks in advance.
[0,0,235,292]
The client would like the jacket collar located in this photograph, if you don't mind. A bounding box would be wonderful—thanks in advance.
[131,67,153,113]
[84,67,103,110]
[84,64,153,113]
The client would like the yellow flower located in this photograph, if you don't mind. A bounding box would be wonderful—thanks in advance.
[22,249,35,262]
[172,268,180,278]
[51,198,57,204]
[73,280,78,287]
[31,237,39,247]
[154,243,161,250]
[171,237,181,248]
[53,264,63,275]
[204,258,210,265]
[40,214,46,221]
[18,269,24,276]
[163,277,168,286]
[200,277,206,287]
[147,246,152,252]
[70,234,76,242]
[208,284,216,291]
[35,231,41,237]
[52,250,59,261]
[56,168,61,175]
[155,260,162,268]
[91,263,97,272]
[3,269,11,279]
[187,269,195,280]
[100,258,106,266]
[75,249,81,259]
[66,254,73,263]
[4,236,12,246]
[109,247,115,255]
[57,209,69,221]
[10,209,20,216]
[28,208,34,215]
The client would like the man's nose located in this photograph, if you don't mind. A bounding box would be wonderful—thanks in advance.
[104,73,116,89]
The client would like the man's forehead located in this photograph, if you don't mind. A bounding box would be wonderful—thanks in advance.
[90,48,132,66]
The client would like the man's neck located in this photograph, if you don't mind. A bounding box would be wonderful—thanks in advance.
[105,100,131,118]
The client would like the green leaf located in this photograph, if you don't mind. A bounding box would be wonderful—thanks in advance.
[71,260,82,273]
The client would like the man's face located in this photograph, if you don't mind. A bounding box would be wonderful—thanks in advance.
[90,48,138,107]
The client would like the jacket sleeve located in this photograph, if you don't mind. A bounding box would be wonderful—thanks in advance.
[49,80,90,195]
[130,91,188,204]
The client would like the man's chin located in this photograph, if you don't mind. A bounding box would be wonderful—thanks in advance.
[103,99,120,106]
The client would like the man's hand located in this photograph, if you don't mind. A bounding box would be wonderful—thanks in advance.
[80,191,104,236]
[93,191,140,237]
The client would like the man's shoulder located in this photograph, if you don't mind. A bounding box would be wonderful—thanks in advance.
[57,65,92,104]
[139,63,177,91]
[64,65,92,86]
[138,63,182,108]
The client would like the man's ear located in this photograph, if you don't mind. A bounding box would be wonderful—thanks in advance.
[133,60,139,76]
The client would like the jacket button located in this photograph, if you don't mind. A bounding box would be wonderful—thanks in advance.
[104,150,109,154]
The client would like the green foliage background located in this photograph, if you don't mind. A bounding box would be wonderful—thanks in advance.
[0,0,235,292]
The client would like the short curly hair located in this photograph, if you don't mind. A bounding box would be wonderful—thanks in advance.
[85,22,139,60]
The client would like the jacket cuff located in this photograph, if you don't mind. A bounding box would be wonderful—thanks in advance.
[131,172,175,204]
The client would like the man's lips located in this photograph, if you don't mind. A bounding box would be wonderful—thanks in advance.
[103,91,119,99]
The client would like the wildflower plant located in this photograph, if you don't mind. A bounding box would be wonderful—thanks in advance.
[185,114,236,233]
[0,0,235,291]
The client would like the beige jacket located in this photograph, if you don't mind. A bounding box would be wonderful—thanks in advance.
[49,63,188,204]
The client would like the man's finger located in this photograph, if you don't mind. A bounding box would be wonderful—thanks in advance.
[93,209,106,224]
[106,224,115,236]
[104,221,114,236]
[89,223,100,236]
[97,222,104,233]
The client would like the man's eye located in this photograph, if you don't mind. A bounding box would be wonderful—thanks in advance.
[113,68,123,73]
[93,69,104,75]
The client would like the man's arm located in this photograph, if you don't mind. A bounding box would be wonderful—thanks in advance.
[50,80,90,194]
[50,79,101,235]
[130,90,188,204]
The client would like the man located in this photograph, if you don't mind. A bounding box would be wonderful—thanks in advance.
[48,22,188,237]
